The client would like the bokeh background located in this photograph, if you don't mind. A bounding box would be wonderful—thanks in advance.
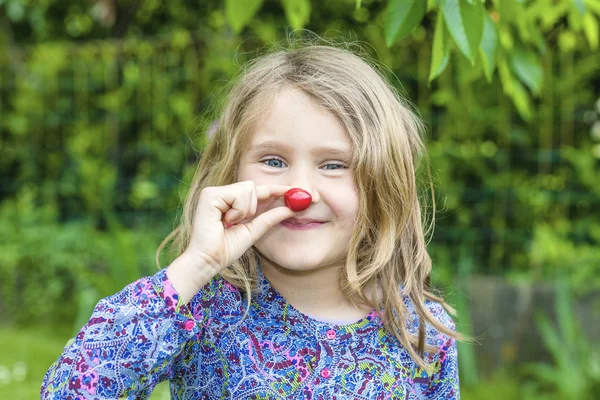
[1,0,599,398]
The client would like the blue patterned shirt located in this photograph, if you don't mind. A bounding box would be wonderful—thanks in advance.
[41,265,459,399]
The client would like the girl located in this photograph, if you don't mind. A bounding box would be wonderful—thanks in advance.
[41,41,462,399]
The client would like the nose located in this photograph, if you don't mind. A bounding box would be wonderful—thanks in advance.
[289,167,320,204]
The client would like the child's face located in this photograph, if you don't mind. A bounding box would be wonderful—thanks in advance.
[237,85,358,272]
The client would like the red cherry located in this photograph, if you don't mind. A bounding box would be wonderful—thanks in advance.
[284,188,312,212]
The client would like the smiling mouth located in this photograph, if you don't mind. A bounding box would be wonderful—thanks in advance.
[280,221,326,230]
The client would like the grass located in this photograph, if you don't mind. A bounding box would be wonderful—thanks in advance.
[0,325,70,399]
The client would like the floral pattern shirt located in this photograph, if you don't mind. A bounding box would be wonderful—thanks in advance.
[41,265,460,399]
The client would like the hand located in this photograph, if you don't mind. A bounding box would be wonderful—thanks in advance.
[184,181,296,273]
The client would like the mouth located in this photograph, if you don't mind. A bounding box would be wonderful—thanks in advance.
[280,219,326,230]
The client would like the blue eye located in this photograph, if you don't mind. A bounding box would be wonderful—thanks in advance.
[323,163,346,170]
[263,157,286,168]
[261,157,347,170]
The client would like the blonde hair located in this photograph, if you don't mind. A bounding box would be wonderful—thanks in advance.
[157,37,466,371]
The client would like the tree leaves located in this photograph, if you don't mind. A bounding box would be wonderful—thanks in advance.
[225,0,264,34]
[509,43,543,96]
[282,0,311,31]
[574,0,586,16]
[498,50,535,122]
[479,13,498,82]
[226,0,311,33]
[583,13,599,50]
[384,0,427,47]
[442,0,484,64]
[429,12,451,82]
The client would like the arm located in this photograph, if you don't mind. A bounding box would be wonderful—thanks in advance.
[420,300,461,399]
[422,334,460,399]
[41,255,219,399]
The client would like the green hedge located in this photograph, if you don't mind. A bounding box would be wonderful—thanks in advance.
[1,0,599,331]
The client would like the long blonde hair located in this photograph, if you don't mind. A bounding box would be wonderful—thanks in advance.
[157,37,466,371]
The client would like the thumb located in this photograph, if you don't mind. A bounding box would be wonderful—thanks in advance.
[246,206,296,241]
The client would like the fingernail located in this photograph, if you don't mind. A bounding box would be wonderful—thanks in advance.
[224,222,234,228]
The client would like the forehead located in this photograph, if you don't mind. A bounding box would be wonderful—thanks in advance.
[246,86,353,155]
[247,139,352,158]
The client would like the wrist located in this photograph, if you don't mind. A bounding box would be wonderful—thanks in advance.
[166,251,220,305]
[181,249,221,276]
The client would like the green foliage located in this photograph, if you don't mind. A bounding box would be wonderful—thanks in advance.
[0,187,82,325]
[381,0,600,120]
[0,0,597,324]
[71,211,163,335]
[0,182,163,329]
[523,282,600,399]
[584,13,599,50]
[384,0,427,46]
[282,0,311,31]
[461,369,532,400]
[529,220,600,294]
[509,43,543,96]
[226,0,264,34]
[479,12,498,82]
[442,0,484,64]
[429,11,451,82]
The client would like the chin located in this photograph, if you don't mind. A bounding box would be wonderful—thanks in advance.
[255,247,343,273]
[271,255,325,272]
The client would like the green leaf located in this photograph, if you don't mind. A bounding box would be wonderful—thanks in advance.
[510,78,533,121]
[429,12,451,82]
[442,0,484,64]
[535,312,563,359]
[499,52,533,120]
[226,0,264,33]
[6,0,25,22]
[586,0,600,16]
[479,13,498,82]
[555,282,578,352]
[523,362,561,384]
[282,0,311,30]
[384,0,427,47]
[584,13,600,49]
[509,44,543,96]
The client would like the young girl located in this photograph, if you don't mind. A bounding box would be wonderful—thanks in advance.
[41,41,462,399]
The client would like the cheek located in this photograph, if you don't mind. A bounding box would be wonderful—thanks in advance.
[329,185,359,222]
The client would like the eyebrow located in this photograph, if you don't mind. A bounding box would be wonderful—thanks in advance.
[249,140,352,157]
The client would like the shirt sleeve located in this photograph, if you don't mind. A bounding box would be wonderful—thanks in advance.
[418,299,461,399]
[40,267,218,399]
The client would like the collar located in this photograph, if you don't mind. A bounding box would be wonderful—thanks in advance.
[254,262,383,343]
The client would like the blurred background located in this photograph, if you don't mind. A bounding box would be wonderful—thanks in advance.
[0,0,599,398]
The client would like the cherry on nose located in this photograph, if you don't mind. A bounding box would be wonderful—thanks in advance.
[284,188,312,211]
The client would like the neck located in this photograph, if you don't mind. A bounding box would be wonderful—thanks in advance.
[258,256,374,322]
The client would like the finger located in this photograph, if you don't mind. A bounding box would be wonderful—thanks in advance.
[248,185,258,218]
[223,187,253,223]
[223,208,245,224]
[234,184,288,226]
[204,181,252,212]
[255,184,293,202]
[245,206,296,241]
[216,180,253,210]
